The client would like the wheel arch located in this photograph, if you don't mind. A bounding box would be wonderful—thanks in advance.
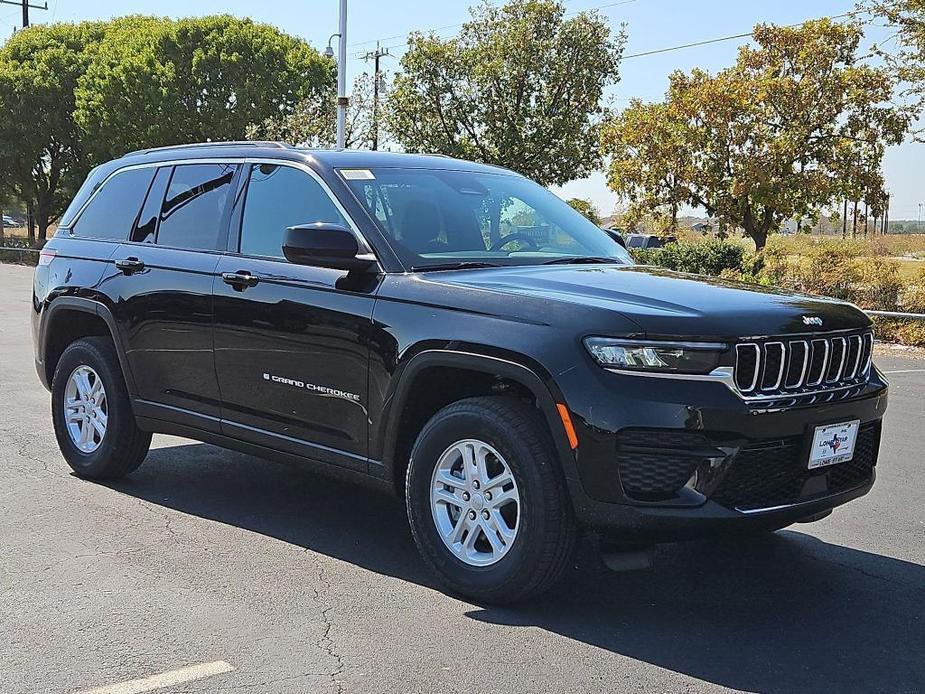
[39,297,137,395]
[377,348,576,496]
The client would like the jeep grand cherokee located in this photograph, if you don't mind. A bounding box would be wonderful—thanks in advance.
[32,142,888,603]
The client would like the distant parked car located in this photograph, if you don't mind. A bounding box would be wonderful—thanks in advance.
[624,233,675,250]
[2,215,23,228]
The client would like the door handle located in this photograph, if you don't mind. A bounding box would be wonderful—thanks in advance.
[115,257,145,274]
[222,271,260,289]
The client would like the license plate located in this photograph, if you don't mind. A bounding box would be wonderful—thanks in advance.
[808,420,860,469]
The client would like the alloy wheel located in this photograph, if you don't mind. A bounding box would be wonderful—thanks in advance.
[429,439,521,567]
[63,365,108,453]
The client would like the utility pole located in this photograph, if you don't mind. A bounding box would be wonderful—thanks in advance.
[336,0,348,149]
[362,42,390,150]
[919,203,923,233]
[0,0,47,28]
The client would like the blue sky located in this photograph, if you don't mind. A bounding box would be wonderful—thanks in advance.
[2,0,922,221]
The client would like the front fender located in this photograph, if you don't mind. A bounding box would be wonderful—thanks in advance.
[375,346,578,488]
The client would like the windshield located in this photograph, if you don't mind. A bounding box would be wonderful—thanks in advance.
[340,167,633,270]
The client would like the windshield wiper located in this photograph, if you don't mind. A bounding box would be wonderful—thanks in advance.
[410,261,503,272]
[541,256,624,265]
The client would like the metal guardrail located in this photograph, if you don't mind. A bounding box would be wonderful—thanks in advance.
[0,246,39,263]
[863,310,925,320]
[0,246,923,321]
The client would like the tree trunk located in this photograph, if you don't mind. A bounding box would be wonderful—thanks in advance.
[36,195,51,245]
[842,199,847,238]
[0,207,5,246]
[852,201,858,239]
[743,217,768,251]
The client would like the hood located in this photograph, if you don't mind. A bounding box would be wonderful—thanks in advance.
[427,264,870,339]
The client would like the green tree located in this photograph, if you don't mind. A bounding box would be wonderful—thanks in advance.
[0,22,106,242]
[74,15,332,161]
[249,72,382,149]
[868,0,925,133]
[602,19,912,250]
[386,0,625,185]
[566,198,601,225]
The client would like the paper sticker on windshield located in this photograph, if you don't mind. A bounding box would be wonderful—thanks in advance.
[340,169,375,180]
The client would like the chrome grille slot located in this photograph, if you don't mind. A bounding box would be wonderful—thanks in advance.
[734,344,760,392]
[860,333,873,375]
[784,340,809,389]
[845,335,862,379]
[760,342,785,391]
[825,337,847,383]
[807,339,829,386]
[733,330,873,401]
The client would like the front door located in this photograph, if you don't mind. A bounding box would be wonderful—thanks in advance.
[212,162,379,471]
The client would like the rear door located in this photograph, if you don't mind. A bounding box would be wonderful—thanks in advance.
[212,161,379,471]
[103,162,240,430]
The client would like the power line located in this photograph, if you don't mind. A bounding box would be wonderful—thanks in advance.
[622,11,856,59]
[348,0,639,56]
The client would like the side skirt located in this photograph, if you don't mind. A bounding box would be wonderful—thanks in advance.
[135,415,393,496]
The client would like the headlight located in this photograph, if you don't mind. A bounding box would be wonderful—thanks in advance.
[583,337,727,374]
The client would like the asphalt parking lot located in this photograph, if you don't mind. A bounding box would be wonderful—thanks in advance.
[1,261,923,694]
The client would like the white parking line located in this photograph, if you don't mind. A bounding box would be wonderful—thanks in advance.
[75,661,235,694]
[883,369,925,374]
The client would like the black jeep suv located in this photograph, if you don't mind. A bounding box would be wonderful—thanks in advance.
[33,143,888,603]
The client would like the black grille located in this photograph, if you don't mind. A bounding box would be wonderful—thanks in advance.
[735,330,872,398]
[711,422,880,511]
[616,429,711,501]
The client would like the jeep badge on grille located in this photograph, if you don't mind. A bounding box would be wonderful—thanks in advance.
[802,316,823,326]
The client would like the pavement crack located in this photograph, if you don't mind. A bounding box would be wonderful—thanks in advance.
[314,563,346,694]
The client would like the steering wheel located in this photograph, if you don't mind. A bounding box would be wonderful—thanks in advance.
[489,233,539,252]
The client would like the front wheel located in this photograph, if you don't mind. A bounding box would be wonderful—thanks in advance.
[405,397,577,603]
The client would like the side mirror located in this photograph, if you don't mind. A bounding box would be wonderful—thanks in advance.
[282,223,377,272]
[602,228,627,249]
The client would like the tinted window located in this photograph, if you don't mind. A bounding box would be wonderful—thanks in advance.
[240,164,348,259]
[342,168,632,268]
[70,168,155,240]
[157,164,237,250]
[131,167,171,243]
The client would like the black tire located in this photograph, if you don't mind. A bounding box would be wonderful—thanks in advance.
[405,396,577,604]
[51,336,151,479]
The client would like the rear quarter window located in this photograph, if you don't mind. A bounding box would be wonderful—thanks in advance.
[69,167,156,241]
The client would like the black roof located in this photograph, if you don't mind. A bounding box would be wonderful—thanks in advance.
[113,142,516,177]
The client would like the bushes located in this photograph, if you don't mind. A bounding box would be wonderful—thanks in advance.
[632,236,925,347]
[631,238,748,276]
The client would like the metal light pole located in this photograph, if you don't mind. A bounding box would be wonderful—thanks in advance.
[336,0,348,149]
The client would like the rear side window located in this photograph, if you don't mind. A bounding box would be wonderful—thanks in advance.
[157,164,237,251]
[239,164,348,259]
[131,167,171,244]
[70,168,155,240]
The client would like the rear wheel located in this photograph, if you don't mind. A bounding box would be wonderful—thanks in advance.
[406,397,577,603]
[51,337,151,479]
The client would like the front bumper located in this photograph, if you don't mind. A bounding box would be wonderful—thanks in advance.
[558,365,888,541]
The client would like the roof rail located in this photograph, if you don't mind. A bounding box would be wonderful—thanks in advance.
[122,141,293,157]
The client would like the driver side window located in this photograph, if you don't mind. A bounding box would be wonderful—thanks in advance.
[239,164,348,259]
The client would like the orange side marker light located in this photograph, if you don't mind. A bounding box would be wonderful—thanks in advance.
[556,403,579,450]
